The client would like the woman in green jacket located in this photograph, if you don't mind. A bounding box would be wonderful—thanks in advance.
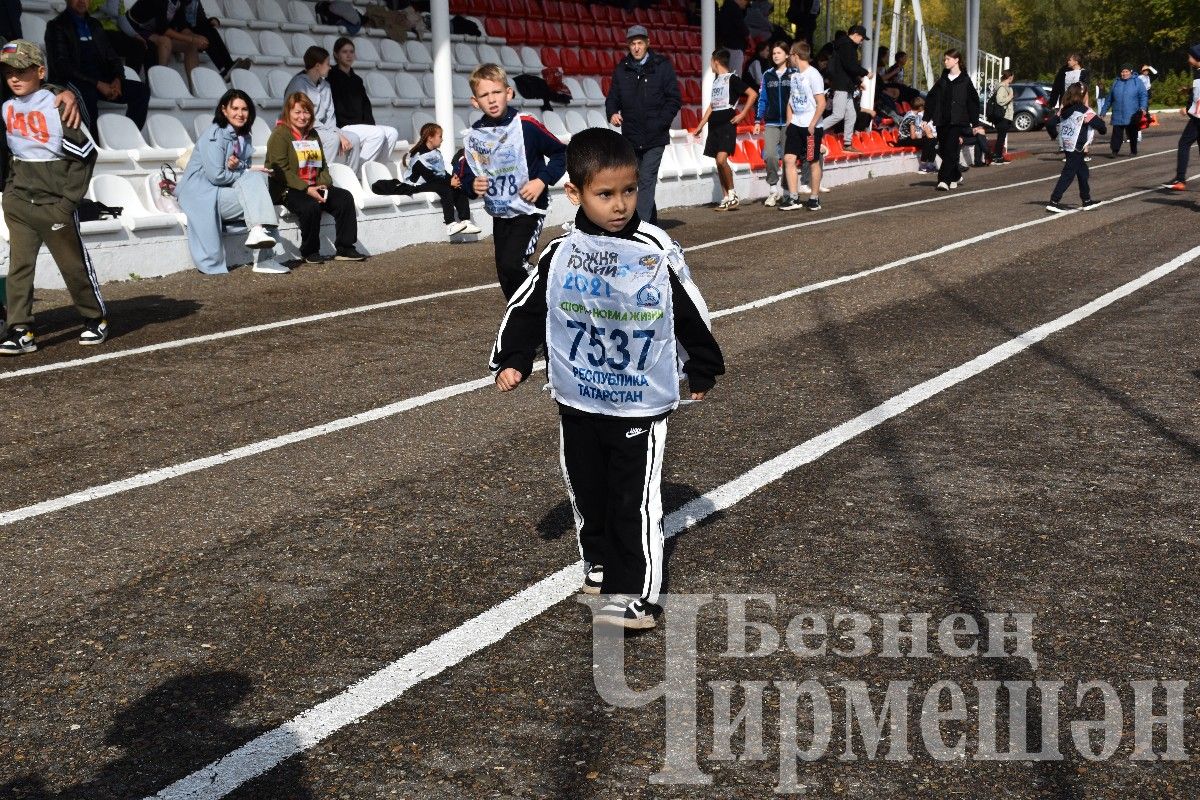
[265,92,365,264]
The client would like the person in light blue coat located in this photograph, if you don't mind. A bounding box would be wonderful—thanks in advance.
[177,89,285,274]
[1100,65,1149,156]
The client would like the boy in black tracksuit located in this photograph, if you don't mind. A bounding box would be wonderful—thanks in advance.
[458,63,567,300]
[491,128,724,630]
[1045,82,1106,213]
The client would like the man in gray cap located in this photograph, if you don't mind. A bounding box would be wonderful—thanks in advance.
[604,24,682,224]
[822,24,872,154]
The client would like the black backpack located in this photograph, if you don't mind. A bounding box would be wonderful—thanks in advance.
[985,94,1004,123]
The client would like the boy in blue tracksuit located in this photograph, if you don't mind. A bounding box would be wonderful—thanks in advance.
[1045,82,1106,213]
[458,62,567,300]
[752,41,795,205]
[1100,64,1148,156]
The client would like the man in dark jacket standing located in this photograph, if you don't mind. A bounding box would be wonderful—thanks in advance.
[821,24,870,153]
[46,0,151,135]
[605,24,682,224]
[716,0,749,77]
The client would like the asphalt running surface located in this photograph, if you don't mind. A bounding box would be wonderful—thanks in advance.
[2,122,1198,799]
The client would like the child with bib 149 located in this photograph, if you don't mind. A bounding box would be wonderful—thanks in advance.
[457,63,566,300]
[489,127,725,630]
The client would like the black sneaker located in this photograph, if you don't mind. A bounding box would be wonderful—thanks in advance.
[1045,201,1070,213]
[302,252,325,264]
[1081,199,1098,210]
[0,326,36,355]
[79,317,109,346]
[580,563,604,595]
[805,197,822,211]
[778,195,801,211]
[334,247,367,261]
[597,595,660,630]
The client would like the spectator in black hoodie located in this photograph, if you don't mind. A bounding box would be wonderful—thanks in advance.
[605,24,682,224]
[924,48,983,191]
[46,0,152,135]
[821,24,870,153]
[716,0,749,77]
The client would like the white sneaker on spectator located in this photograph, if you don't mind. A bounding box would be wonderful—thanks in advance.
[252,257,290,274]
[820,185,832,192]
[446,221,468,236]
[763,190,779,207]
[949,181,959,189]
[244,225,276,249]
[798,184,811,194]
[459,221,482,235]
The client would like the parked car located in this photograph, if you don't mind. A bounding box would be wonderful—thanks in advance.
[1009,83,1053,131]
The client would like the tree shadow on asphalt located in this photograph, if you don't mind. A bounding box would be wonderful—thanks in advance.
[1141,196,1200,210]
[806,293,1086,800]
[0,671,311,800]
[536,482,718,549]
[28,295,203,347]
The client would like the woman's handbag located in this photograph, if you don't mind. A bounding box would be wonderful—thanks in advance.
[150,163,183,214]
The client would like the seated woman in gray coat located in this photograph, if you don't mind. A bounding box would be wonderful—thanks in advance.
[177,89,286,274]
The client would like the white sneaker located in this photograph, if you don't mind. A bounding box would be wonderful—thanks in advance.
[446,221,468,236]
[936,182,949,191]
[244,225,276,249]
[458,220,482,235]
[252,257,290,274]
[727,192,740,209]
[820,185,832,192]
[798,184,811,194]
[763,190,778,207]
[949,181,959,189]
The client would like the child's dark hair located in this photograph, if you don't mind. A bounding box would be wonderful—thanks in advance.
[1001,69,1014,80]
[212,89,256,133]
[1061,82,1086,107]
[404,122,442,167]
[712,48,730,68]
[304,46,329,70]
[567,127,637,187]
[911,95,925,110]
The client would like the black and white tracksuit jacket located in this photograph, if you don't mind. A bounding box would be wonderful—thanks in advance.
[489,210,724,603]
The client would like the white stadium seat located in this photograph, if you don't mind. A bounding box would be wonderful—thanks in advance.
[520,46,544,72]
[394,73,423,108]
[221,0,258,25]
[365,72,402,107]
[258,30,294,65]
[23,16,46,45]
[255,0,306,31]
[476,43,501,65]
[541,110,570,142]
[582,77,606,105]
[290,33,319,66]
[289,0,340,35]
[498,46,524,72]
[563,77,591,106]
[209,0,247,27]
[144,66,189,110]
[585,108,609,129]
[267,69,294,100]
[146,114,194,154]
[98,114,181,162]
[225,28,278,66]
[351,37,383,71]
[453,43,477,73]
[329,162,390,212]
[378,38,406,69]
[230,68,282,110]
[190,66,228,103]
[564,109,588,135]
[452,74,472,104]
[251,116,273,158]
[410,110,434,142]
[89,175,180,231]
[405,41,432,71]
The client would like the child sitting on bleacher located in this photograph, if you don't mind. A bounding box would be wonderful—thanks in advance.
[689,48,757,211]
[895,96,937,173]
[372,122,482,240]
[458,63,566,300]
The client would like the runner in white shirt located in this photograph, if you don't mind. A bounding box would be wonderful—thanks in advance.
[779,41,826,211]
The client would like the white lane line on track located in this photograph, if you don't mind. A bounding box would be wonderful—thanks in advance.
[1,148,1170,383]
[0,175,1183,528]
[146,242,1200,800]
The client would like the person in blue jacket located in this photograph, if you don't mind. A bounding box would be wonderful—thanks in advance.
[176,90,285,274]
[1100,65,1149,156]
[752,41,795,206]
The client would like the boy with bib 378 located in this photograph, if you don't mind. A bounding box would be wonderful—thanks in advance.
[459,63,566,300]
[490,128,725,630]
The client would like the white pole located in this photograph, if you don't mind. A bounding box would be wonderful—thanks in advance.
[430,0,454,164]
[859,0,876,112]
[888,0,901,63]
[701,0,715,114]
[911,0,932,89]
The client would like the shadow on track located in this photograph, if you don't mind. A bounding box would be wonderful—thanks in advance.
[0,671,311,800]
[28,295,202,347]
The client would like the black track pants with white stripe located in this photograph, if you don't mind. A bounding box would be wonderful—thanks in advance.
[492,212,545,300]
[2,195,104,327]
[559,414,667,604]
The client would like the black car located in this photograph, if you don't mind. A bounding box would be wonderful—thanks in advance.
[1009,83,1053,131]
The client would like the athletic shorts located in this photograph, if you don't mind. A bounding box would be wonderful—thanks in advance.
[703,121,737,158]
[784,123,818,162]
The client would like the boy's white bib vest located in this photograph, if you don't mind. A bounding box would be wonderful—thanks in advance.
[464,114,541,218]
[546,230,681,417]
[1057,108,1096,152]
[788,68,819,127]
[3,89,65,161]
[402,148,447,186]
[1190,76,1200,118]
[710,73,732,111]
